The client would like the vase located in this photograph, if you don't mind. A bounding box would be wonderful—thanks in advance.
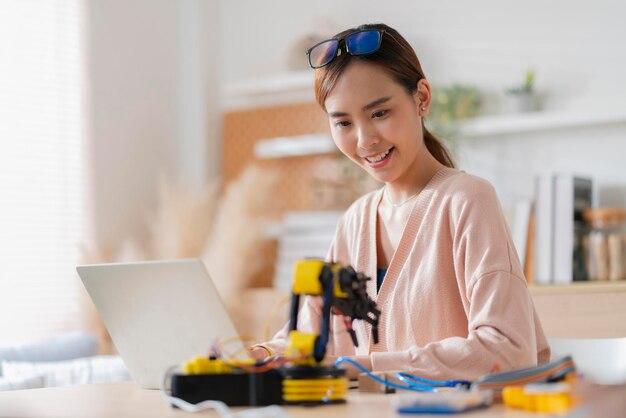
[504,92,535,113]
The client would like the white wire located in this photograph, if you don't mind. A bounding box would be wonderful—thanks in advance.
[161,365,291,418]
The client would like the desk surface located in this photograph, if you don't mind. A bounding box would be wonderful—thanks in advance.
[0,381,548,418]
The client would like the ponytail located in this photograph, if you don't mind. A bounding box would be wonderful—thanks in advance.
[423,126,455,168]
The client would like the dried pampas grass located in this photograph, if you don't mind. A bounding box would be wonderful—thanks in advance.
[147,179,220,259]
[202,165,278,311]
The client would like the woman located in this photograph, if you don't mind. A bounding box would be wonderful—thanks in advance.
[250,23,550,381]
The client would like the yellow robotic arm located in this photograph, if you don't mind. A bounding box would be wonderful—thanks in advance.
[285,259,381,366]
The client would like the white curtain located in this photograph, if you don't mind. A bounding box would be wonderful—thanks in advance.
[0,0,84,344]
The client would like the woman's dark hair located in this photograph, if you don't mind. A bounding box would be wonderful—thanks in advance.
[314,23,455,168]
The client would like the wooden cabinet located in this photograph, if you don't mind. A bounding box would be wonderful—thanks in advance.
[529,282,626,338]
[236,282,626,343]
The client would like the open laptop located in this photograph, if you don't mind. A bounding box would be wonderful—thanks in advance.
[77,259,247,389]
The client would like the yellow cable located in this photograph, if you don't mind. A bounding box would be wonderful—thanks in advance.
[263,293,292,341]
[217,335,257,359]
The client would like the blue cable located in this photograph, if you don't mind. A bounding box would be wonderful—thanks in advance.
[396,372,471,389]
[334,357,436,392]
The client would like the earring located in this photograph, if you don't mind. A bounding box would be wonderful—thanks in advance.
[420,107,426,111]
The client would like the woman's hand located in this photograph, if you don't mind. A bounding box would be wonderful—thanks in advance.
[247,345,271,360]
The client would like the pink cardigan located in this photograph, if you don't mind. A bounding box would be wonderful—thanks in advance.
[263,167,550,380]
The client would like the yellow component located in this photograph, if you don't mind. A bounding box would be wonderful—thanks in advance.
[283,378,348,387]
[286,331,317,366]
[183,357,257,375]
[183,357,232,375]
[502,386,526,409]
[292,260,324,295]
[292,260,351,298]
[534,393,572,413]
[224,358,258,368]
[503,383,577,414]
[283,393,347,402]
[282,377,349,403]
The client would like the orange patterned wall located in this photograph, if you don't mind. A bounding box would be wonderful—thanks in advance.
[222,101,378,213]
[222,102,328,287]
[223,102,331,212]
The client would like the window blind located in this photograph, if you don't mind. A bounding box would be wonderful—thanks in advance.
[0,0,84,344]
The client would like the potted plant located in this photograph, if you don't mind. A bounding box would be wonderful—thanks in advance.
[504,69,536,113]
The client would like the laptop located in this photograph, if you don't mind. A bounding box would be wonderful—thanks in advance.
[77,259,247,389]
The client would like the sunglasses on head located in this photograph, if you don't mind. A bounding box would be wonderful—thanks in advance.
[306,29,384,69]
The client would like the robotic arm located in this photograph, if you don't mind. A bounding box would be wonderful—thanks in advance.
[286,260,381,364]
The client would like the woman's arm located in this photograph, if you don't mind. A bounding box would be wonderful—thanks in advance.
[369,179,549,381]
[370,270,542,380]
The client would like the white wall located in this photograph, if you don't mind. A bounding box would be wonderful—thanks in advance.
[86,0,219,251]
[219,0,626,208]
[219,0,333,81]
[220,0,626,111]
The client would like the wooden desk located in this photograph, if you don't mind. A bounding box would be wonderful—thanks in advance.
[0,381,538,418]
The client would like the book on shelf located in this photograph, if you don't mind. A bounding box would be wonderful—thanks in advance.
[553,174,593,284]
[534,173,555,284]
[533,172,593,285]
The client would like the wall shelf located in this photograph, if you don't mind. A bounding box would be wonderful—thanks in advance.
[222,72,626,137]
[457,109,626,138]
[222,70,314,110]
[254,134,334,159]
[243,108,626,159]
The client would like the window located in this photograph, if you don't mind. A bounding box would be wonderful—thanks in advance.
[0,0,84,344]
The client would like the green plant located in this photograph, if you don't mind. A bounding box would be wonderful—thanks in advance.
[505,69,535,95]
[425,84,481,139]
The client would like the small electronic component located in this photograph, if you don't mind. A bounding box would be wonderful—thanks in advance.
[391,390,492,414]
[502,382,578,413]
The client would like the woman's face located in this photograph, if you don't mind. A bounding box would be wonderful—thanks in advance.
[324,62,429,185]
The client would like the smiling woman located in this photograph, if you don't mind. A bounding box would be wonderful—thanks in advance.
[250,23,550,382]
[324,63,441,193]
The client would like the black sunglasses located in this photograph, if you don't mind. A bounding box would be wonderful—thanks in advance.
[306,29,384,69]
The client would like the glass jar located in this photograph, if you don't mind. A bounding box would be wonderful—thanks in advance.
[583,208,626,281]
